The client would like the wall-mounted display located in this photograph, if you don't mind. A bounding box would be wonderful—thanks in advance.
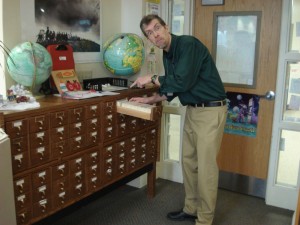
[212,11,261,88]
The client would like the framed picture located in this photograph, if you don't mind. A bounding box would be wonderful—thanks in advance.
[20,0,102,63]
[202,0,224,6]
[212,11,262,88]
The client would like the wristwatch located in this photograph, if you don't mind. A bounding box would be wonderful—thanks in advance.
[151,75,158,84]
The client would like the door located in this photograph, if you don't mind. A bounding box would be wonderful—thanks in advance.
[194,0,281,190]
[157,0,193,183]
[266,0,300,211]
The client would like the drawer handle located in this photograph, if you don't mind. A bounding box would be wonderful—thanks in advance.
[106,159,112,165]
[58,168,65,176]
[76,163,81,170]
[16,158,23,167]
[38,136,44,142]
[76,174,82,179]
[40,175,46,182]
[59,182,65,191]
[18,198,25,206]
[38,121,44,130]
[91,108,97,115]
[39,190,45,198]
[92,155,97,162]
[58,145,64,155]
[57,116,63,125]
[76,112,81,120]
[106,169,112,176]
[15,142,21,147]
[76,186,82,194]
[17,183,24,193]
[40,204,46,212]
[19,213,26,222]
[60,195,65,203]
[76,127,81,134]
[38,151,44,160]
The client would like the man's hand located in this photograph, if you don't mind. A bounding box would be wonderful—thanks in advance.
[130,75,151,88]
[129,97,151,104]
[129,93,167,105]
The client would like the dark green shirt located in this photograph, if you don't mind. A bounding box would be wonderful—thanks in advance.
[158,34,226,105]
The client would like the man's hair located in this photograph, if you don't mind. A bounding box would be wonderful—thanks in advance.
[140,14,166,37]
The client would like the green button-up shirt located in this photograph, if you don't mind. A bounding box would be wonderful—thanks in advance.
[158,34,226,105]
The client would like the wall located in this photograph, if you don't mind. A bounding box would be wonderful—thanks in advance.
[2,0,21,94]
[0,0,4,97]
[1,0,146,95]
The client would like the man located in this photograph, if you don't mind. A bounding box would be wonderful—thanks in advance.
[130,14,227,225]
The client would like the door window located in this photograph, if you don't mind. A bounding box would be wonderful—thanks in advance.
[283,62,300,123]
[276,129,300,187]
[163,0,186,162]
[289,0,300,52]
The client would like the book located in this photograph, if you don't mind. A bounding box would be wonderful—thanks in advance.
[51,69,82,94]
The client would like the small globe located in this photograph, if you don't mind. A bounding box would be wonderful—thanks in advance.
[6,42,53,88]
[103,33,145,76]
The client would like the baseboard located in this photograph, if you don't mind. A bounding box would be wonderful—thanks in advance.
[218,171,266,198]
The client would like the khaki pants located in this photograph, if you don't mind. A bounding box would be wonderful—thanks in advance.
[182,105,227,225]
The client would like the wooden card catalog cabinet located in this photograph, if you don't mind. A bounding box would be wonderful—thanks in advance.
[2,87,161,225]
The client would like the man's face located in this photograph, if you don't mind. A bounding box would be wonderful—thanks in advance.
[143,19,171,51]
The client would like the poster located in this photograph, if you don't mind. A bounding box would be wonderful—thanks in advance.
[20,0,102,63]
[146,1,160,15]
[225,92,260,137]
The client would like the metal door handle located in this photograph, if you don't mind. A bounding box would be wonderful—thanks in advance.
[259,91,275,100]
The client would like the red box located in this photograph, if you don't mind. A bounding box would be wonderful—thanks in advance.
[47,44,75,70]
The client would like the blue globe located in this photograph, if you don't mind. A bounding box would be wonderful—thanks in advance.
[6,42,53,88]
[103,33,145,76]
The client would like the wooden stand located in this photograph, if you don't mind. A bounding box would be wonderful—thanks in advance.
[2,87,161,225]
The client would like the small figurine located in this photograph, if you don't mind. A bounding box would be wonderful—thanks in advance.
[7,89,16,101]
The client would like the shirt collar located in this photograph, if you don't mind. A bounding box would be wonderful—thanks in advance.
[164,34,178,60]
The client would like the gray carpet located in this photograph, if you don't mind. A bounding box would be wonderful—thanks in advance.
[36,179,293,225]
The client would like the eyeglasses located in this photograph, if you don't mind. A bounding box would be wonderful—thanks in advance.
[145,24,163,37]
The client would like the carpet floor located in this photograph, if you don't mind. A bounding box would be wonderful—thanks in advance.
[35,178,293,225]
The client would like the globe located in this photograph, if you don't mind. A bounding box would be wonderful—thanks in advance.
[103,33,145,76]
[6,42,53,88]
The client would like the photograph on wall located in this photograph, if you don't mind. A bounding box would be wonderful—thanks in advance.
[225,92,260,137]
[20,0,102,63]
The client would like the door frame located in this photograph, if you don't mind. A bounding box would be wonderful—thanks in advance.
[157,0,194,183]
[266,0,300,211]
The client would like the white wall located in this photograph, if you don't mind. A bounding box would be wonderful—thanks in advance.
[1,0,147,95]
[0,0,4,97]
[2,0,21,93]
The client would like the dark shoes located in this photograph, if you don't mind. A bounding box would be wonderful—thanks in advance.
[167,210,197,221]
